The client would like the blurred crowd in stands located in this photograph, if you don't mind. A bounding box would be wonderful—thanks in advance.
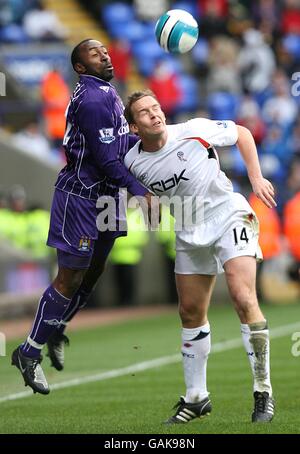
[0,184,51,260]
[0,0,299,303]
[9,65,70,164]
[0,0,68,42]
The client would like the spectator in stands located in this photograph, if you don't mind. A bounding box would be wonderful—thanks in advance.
[199,0,228,17]
[262,69,298,127]
[6,185,28,252]
[0,182,51,258]
[134,0,169,22]
[109,207,148,306]
[0,187,7,208]
[283,161,300,287]
[238,28,276,94]
[289,118,300,158]
[286,158,300,198]
[207,36,241,94]
[0,0,14,25]
[282,0,300,35]
[238,96,266,146]
[198,0,228,37]
[40,68,70,152]
[260,123,293,173]
[249,193,282,300]
[9,184,26,213]
[226,1,253,38]
[23,0,68,41]
[284,193,300,285]
[148,60,182,122]
[156,205,177,304]
[108,38,131,100]
[13,122,53,161]
[252,0,281,39]
[0,191,13,242]
[25,205,51,260]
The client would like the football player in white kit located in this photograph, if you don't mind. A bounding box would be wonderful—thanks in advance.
[124,90,276,424]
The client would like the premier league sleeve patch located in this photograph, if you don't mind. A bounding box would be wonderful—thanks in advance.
[216,121,228,128]
[99,128,116,144]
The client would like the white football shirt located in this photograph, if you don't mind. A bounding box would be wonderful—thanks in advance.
[124,118,240,246]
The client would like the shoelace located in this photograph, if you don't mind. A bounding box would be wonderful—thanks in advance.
[173,397,185,411]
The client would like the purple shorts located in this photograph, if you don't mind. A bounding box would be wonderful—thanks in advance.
[47,189,126,269]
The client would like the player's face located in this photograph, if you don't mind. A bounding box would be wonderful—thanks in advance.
[76,40,114,81]
[130,96,166,138]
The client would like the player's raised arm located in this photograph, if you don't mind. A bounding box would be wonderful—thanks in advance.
[236,125,276,209]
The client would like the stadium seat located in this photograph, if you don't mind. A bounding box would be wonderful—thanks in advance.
[132,39,165,77]
[164,55,185,74]
[231,145,247,176]
[113,21,152,44]
[0,24,29,43]
[192,38,209,65]
[176,74,199,113]
[102,3,134,28]
[172,1,200,19]
[282,34,300,59]
[207,92,240,121]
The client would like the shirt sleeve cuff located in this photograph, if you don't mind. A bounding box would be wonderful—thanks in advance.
[128,181,148,196]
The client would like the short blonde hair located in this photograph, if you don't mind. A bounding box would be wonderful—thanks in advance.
[124,89,158,124]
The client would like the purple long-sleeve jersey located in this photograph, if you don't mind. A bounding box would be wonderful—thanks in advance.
[55,74,147,200]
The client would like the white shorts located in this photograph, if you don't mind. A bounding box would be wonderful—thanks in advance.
[175,195,263,275]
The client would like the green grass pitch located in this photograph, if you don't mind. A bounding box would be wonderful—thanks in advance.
[0,303,300,434]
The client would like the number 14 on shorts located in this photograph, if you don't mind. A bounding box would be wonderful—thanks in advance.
[233,226,249,245]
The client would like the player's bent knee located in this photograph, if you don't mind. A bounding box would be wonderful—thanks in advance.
[179,302,206,325]
[54,269,86,298]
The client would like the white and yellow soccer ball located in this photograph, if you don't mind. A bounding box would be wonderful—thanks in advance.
[155,9,199,54]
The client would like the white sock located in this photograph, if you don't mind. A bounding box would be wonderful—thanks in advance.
[181,322,210,403]
[241,321,272,395]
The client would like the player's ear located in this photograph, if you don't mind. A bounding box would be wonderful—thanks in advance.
[74,62,86,74]
[130,123,138,134]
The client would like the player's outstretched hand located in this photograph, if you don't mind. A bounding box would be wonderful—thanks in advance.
[144,192,160,229]
[250,176,277,209]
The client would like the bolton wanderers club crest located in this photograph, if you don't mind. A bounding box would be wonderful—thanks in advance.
[140,172,148,182]
[177,151,187,162]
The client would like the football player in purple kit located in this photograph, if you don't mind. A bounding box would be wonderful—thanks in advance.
[11,39,153,394]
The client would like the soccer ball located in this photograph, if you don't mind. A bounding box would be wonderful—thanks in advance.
[155,9,199,54]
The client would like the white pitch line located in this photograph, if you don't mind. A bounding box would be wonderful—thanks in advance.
[1,321,299,404]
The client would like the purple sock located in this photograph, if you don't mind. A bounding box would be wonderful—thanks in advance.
[21,285,71,358]
[56,287,91,335]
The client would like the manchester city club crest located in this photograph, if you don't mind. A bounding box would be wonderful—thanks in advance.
[78,236,91,251]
